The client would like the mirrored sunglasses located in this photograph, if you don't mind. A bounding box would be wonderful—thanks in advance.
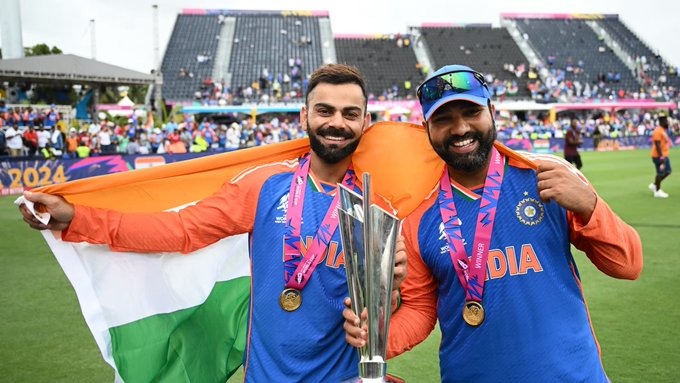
[417,70,489,103]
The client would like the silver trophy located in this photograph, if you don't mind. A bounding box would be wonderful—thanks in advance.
[338,173,399,382]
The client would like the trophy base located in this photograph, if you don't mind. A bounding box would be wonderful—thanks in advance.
[359,359,386,382]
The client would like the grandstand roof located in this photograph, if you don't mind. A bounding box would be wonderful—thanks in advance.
[0,54,154,85]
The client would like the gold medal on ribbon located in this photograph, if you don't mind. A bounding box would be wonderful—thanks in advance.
[462,301,485,327]
[279,288,302,312]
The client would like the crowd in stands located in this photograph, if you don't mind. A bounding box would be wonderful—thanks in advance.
[189,56,678,108]
[0,104,69,158]
[497,110,679,142]
[184,57,310,106]
[518,55,679,104]
[0,107,309,158]
[3,102,676,160]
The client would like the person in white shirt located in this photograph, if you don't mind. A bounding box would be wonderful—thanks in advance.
[98,125,114,154]
[37,126,51,150]
[5,126,24,156]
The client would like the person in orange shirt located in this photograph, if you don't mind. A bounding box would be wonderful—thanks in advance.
[648,115,672,198]
[65,128,79,158]
[23,125,39,157]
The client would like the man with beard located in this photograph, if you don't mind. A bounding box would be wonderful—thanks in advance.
[343,65,643,382]
[18,64,406,382]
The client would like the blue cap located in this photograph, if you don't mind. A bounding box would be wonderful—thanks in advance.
[418,64,492,121]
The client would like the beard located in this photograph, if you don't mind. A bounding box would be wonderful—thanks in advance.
[429,122,497,173]
[307,123,361,164]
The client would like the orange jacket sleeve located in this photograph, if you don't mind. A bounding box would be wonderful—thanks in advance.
[386,199,439,359]
[568,194,643,280]
[62,164,288,254]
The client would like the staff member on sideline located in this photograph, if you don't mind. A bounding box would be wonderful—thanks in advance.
[648,114,672,198]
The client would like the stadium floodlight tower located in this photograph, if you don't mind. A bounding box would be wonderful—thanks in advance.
[0,0,24,59]
[152,4,163,114]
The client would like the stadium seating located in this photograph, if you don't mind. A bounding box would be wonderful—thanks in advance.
[158,10,677,104]
[420,26,531,99]
[334,35,424,99]
[160,14,222,102]
[228,12,326,102]
[597,18,680,89]
[513,18,639,94]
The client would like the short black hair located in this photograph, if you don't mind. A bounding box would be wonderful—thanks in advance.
[305,64,367,110]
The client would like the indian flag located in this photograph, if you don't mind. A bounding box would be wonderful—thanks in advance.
[23,121,445,382]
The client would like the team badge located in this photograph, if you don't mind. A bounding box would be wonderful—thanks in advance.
[515,197,544,226]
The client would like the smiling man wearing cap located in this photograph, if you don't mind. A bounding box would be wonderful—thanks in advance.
[344,64,643,382]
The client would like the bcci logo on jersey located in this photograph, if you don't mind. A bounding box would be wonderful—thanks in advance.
[515,197,544,226]
[275,194,288,224]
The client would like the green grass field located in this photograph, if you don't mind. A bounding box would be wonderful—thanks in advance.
[1,148,679,382]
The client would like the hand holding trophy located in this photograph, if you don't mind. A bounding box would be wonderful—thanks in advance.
[338,173,399,382]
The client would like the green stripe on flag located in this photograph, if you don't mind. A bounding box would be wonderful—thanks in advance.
[110,276,250,383]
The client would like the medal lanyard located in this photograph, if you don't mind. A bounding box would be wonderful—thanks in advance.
[438,147,505,304]
[283,154,358,290]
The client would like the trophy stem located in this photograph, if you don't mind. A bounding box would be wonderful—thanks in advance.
[338,173,398,383]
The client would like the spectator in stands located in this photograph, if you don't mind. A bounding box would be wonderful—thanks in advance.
[18,63,405,383]
[138,129,151,154]
[564,118,584,169]
[6,125,24,157]
[41,142,56,159]
[166,134,187,154]
[51,126,65,157]
[37,125,51,152]
[0,127,7,156]
[23,125,39,157]
[592,124,603,150]
[76,141,91,158]
[179,125,193,149]
[44,106,59,129]
[648,115,672,198]
[150,128,163,153]
[66,129,79,158]
[225,122,240,150]
[126,137,141,155]
[98,124,115,154]
[189,133,209,153]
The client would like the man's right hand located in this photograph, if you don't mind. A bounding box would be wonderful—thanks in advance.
[19,191,75,231]
[342,297,368,348]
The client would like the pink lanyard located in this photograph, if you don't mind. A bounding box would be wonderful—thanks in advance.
[283,154,358,290]
[438,147,505,304]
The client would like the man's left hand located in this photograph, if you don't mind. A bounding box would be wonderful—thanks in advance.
[536,159,596,223]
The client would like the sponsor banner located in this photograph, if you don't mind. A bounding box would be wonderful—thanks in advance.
[0,152,215,196]
[501,135,657,153]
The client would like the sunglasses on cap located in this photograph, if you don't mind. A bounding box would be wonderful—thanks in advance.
[417,70,489,104]
[417,70,492,120]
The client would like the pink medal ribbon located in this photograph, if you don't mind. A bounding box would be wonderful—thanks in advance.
[437,146,505,326]
[282,154,358,292]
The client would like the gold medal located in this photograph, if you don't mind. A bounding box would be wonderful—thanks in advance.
[462,301,485,327]
[279,288,302,312]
